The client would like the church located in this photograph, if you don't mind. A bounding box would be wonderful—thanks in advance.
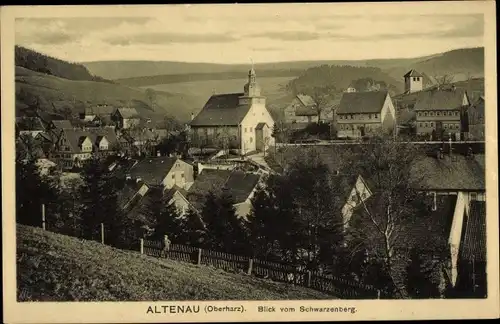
[189,68,275,155]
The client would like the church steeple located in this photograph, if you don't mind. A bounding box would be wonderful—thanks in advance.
[244,61,261,97]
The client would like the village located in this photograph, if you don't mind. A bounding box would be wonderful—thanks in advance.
[15,65,486,300]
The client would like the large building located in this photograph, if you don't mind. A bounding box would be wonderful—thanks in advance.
[283,94,334,125]
[336,91,396,138]
[189,68,275,155]
[414,87,470,139]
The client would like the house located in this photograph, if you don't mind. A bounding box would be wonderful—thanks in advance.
[404,69,424,93]
[54,127,118,169]
[335,173,374,229]
[414,87,470,139]
[468,96,485,140]
[15,117,45,137]
[283,94,334,125]
[455,200,487,297]
[336,91,396,138]
[50,119,73,130]
[190,68,275,155]
[185,169,262,219]
[81,104,115,122]
[127,156,194,190]
[111,108,140,129]
[119,128,166,156]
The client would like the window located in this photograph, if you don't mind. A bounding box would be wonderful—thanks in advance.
[250,127,253,132]
[425,123,428,127]
[444,124,448,129]
[455,111,459,116]
[339,125,344,130]
[369,114,372,119]
[375,114,379,119]
[430,122,434,127]
[436,111,441,116]
[181,172,185,179]
[470,193,478,201]
[250,137,253,143]
[244,128,247,133]
[424,112,428,117]
[430,112,434,117]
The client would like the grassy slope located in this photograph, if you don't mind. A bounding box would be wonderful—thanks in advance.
[16,225,334,301]
[15,67,200,122]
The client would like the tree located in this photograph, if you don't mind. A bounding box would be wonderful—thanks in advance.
[214,126,233,157]
[433,74,455,88]
[179,209,205,246]
[301,85,336,124]
[345,135,430,298]
[15,154,58,227]
[145,88,157,110]
[405,248,442,299]
[79,155,124,244]
[200,190,249,254]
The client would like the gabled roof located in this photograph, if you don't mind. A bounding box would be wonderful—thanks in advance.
[404,69,423,78]
[52,120,73,129]
[255,122,267,130]
[61,127,118,153]
[115,108,139,119]
[186,169,261,211]
[16,117,45,132]
[128,157,179,185]
[414,89,467,111]
[336,91,388,114]
[85,105,115,116]
[77,136,90,147]
[410,154,485,191]
[190,93,250,126]
[460,200,486,262]
[297,94,316,107]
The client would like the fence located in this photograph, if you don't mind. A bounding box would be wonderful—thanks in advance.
[140,237,383,299]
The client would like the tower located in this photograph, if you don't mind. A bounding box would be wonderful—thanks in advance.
[243,65,261,97]
[404,69,423,93]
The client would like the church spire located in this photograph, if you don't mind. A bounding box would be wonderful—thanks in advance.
[244,58,260,97]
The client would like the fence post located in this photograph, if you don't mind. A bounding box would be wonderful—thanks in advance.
[140,238,144,254]
[100,223,104,244]
[307,270,312,288]
[247,258,254,275]
[197,248,202,265]
[41,204,46,230]
[377,289,381,299]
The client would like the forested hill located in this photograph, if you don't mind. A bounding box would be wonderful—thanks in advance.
[15,46,112,83]
[286,65,404,95]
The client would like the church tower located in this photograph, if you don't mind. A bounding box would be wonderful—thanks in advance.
[404,69,423,93]
[243,67,261,97]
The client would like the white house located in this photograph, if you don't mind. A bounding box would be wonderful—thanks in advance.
[190,68,275,155]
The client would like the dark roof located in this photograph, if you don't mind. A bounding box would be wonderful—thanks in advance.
[410,154,485,191]
[255,122,267,130]
[85,106,115,115]
[461,200,486,262]
[190,93,250,126]
[61,127,118,153]
[336,91,388,114]
[128,157,178,185]
[115,108,139,119]
[414,89,468,111]
[186,169,261,210]
[52,120,73,129]
[35,132,54,143]
[16,117,45,132]
[469,96,485,125]
[404,69,423,77]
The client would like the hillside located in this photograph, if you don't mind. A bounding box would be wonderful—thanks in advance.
[15,46,110,83]
[16,225,333,301]
[83,47,484,83]
[15,66,200,123]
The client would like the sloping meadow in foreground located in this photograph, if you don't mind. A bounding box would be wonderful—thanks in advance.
[16,225,334,301]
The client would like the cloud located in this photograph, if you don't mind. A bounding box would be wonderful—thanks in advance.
[105,32,239,45]
[249,31,322,41]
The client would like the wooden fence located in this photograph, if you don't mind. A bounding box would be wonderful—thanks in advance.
[140,237,383,299]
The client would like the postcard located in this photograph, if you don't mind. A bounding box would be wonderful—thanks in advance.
[1,2,499,323]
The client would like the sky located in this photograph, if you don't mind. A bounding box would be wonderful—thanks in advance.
[14,4,485,64]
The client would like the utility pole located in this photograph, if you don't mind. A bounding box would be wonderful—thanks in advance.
[41,203,46,230]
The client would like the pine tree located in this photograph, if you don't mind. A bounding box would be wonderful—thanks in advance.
[15,154,58,228]
[79,156,123,244]
[180,209,205,246]
[405,248,441,299]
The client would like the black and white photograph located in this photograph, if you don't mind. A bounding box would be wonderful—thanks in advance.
[2,2,499,322]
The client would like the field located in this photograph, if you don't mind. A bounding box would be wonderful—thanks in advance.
[16,225,335,301]
[15,66,200,122]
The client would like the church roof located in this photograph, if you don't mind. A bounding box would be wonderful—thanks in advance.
[190,93,251,127]
[404,69,423,77]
